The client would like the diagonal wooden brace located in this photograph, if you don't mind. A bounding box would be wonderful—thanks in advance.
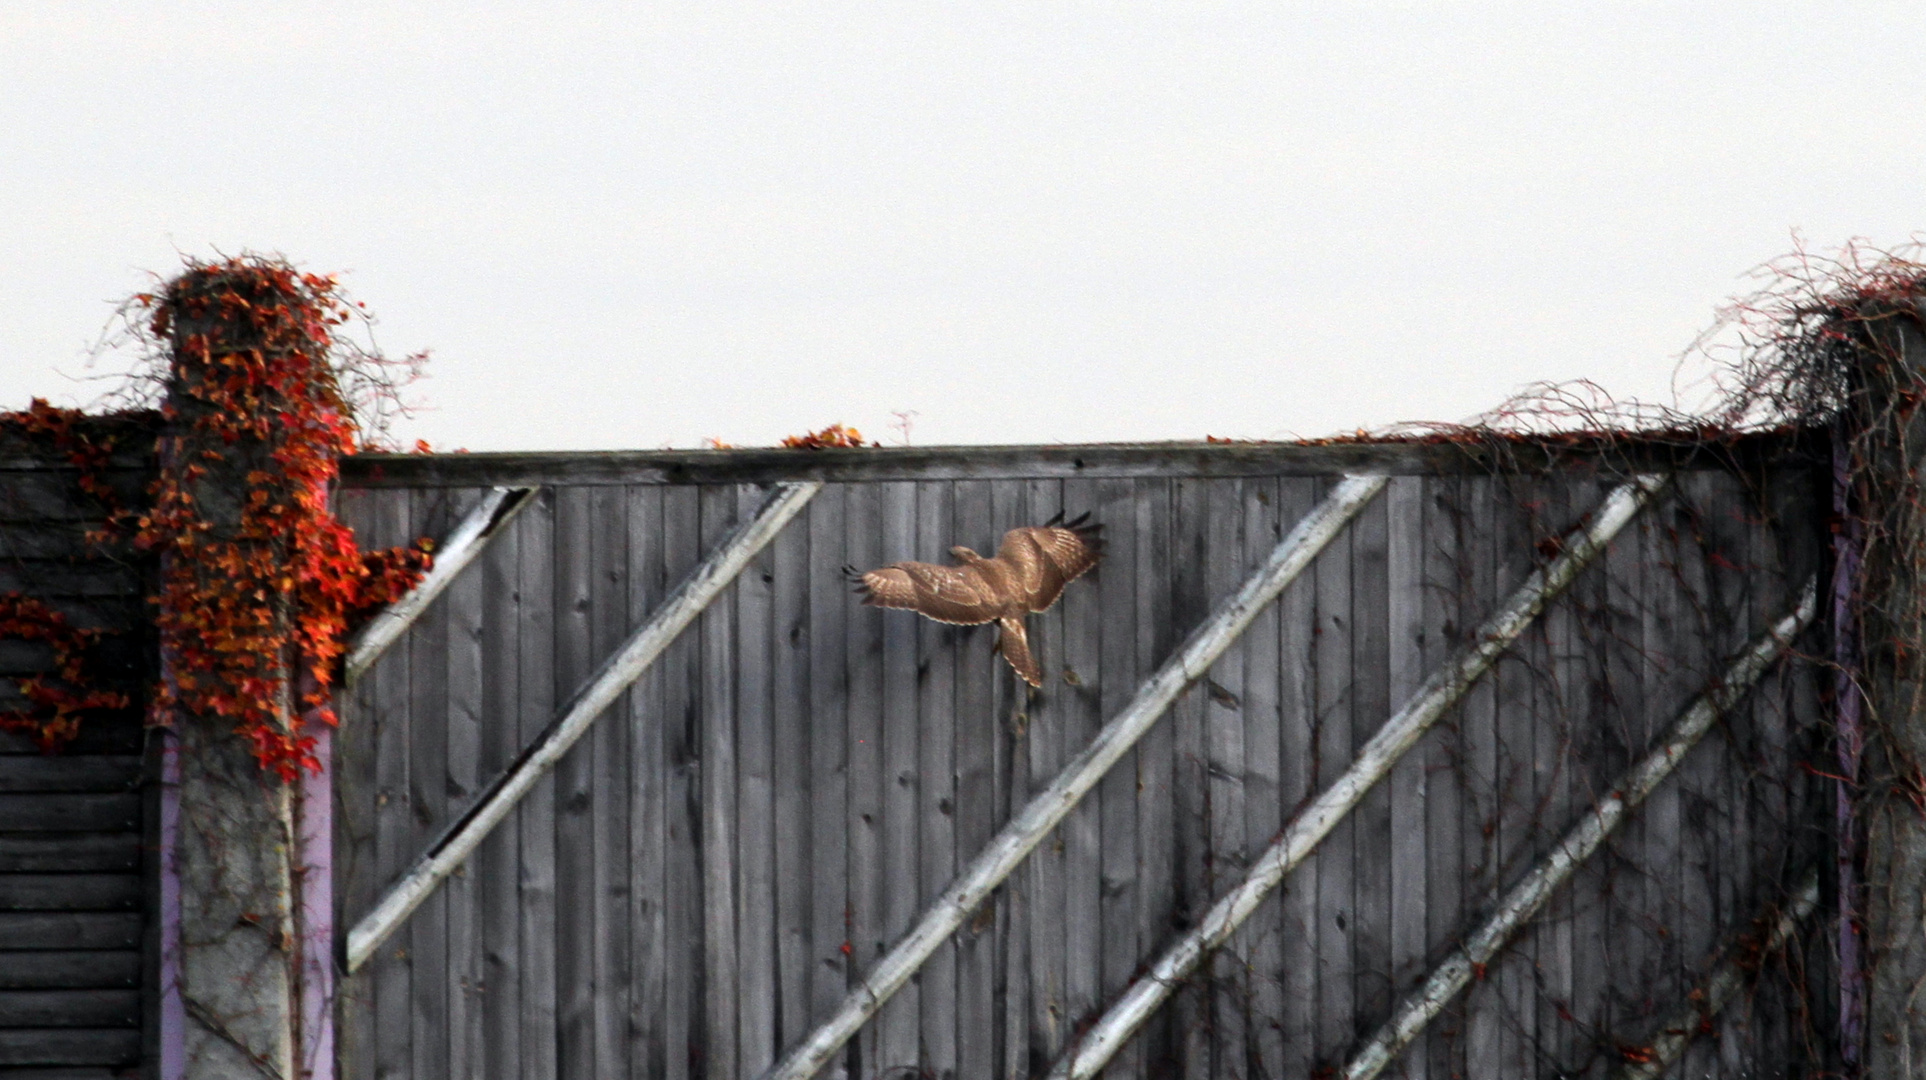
[1610,865,1821,1080]
[344,479,822,973]
[1046,474,1668,1080]
[1342,576,1818,1080]
[759,474,1391,1080]
[344,484,540,686]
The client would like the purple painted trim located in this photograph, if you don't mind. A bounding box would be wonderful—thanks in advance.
[1833,430,1866,1071]
[290,658,337,1078]
[158,725,184,1080]
[296,692,336,1080]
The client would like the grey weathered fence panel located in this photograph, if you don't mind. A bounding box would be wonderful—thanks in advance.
[335,446,1829,1080]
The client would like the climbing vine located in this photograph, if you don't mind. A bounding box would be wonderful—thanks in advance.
[0,592,129,749]
[0,398,135,536]
[130,256,431,780]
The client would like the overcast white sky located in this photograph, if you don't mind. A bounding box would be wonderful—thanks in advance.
[2,3,1920,449]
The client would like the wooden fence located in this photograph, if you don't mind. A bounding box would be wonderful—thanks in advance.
[332,441,1832,1080]
[0,421,158,1076]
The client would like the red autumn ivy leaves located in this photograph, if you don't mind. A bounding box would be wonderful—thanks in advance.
[0,593,128,750]
[780,423,876,449]
[136,258,431,780]
[0,257,430,778]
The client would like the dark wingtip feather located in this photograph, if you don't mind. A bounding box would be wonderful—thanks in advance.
[1066,514,1105,558]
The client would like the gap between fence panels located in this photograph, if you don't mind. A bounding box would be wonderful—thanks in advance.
[343,479,823,974]
[756,473,1392,1080]
[1338,577,1818,1080]
[1043,473,1667,1080]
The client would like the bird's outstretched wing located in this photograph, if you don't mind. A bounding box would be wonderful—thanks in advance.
[848,561,1003,625]
[998,512,1105,613]
[996,615,1042,687]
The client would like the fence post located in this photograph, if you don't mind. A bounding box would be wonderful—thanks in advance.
[156,268,313,1080]
[1839,298,1926,1077]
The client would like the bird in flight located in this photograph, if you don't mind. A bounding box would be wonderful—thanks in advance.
[848,512,1104,687]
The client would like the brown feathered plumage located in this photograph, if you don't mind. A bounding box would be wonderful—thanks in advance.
[849,513,1104,687]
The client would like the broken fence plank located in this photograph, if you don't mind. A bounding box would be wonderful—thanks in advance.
[1342,576,1818,1080]
[758,472,1389,1080]
[344,485,540,686]
[344,480,822,974]
[1046,473,1666,1080]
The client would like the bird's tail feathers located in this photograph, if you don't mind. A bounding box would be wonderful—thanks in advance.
[997,616,1043,687]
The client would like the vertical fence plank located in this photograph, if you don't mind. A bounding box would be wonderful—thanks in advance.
[1492,475,1540,1077]
[361,490,415,1080]
[407,489,450,1080]
[1505,477,1547,1075]
[1351,482,1395,1045]
[1094,476,1142,1077]
[659,485,700,1080]
[1601,478,1651,1065]
[1561,475,1612,1077]
[1459,473,1502,1078]
[626,485,666,1080]
[700,485,742,1080]
[951,479,999,1080]
[1744,467,1794,1075]
[1313,474,1357,1072]
[1059,476,1104,1070]
[1275,476,1321,1080]
[444,489,489,1080]
[738,483,780,1076]
[480,489,525,1080]
[1384,476,1428,1080]
[331,486,374,1080]
[1643,490,1688,1055]
[806,487,851,1076]
[916,480,960,1080]
[1532,477,1579,1069]
[1131,478,1177,1077]
[1240,476,1287,1080]
[1720,468,1765,1078]
[1169,478,1212,1077]
[772,485,814,1057]
[993,478,1032,1080]
[512,488,558,1080]
[592,486,634,1080]
[1536,477,1585,1070]
[1203,478,1249,1077]
[1024,478,1070,1066]
[876,480,923,1074]
[552,486,598,1080]
[844,481,886,1079]
[1421,474,1468,1080]
[1671,473,1724,1080]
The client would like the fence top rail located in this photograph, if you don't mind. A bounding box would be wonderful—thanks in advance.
[339,431,1816,489]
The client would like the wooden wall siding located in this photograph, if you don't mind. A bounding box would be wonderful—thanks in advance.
[0,445,156,1077]
[334,463,1828,1080]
